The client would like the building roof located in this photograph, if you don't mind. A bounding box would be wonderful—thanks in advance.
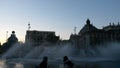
[27,30,55,33]
[78,19,98,35]
[103,23,120,31]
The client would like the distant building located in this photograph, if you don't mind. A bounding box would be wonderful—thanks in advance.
[1,31,18,53]
[7,31,18,44]
[25,30,59,45]
[70,19,120,48]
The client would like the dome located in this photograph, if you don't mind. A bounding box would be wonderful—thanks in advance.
[78,19,98,35]
[7,31,18,43]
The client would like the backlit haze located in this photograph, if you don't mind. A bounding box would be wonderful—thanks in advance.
[0,0,120,44]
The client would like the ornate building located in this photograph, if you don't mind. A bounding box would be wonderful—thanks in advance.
[1,31,18,53]
[70,19,120,48]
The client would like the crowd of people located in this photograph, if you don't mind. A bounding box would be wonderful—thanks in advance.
[38,56,74,68]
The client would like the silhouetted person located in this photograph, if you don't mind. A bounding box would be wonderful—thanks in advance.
[39,56,48,68]
[63,56,74,68]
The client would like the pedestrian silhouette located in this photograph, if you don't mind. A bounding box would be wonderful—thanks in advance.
[63,56,74,68]
[39,56,48,68]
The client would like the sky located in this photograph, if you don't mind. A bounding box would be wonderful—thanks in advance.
[0,0,120,44]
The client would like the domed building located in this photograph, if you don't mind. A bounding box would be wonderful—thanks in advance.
[7,31,18,44]
[1,31,18,53]
[70,19,120,48]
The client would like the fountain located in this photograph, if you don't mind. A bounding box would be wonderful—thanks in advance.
[0,41,120,68]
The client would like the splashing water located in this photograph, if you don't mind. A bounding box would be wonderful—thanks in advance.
[1,42,120,68]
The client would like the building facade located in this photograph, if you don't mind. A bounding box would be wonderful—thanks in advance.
[25,30,59,45]
[70,19,120,48]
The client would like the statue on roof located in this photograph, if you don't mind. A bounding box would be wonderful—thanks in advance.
[86,18,90,25]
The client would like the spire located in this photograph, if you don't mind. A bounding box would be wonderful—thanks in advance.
[86,18,90,25]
